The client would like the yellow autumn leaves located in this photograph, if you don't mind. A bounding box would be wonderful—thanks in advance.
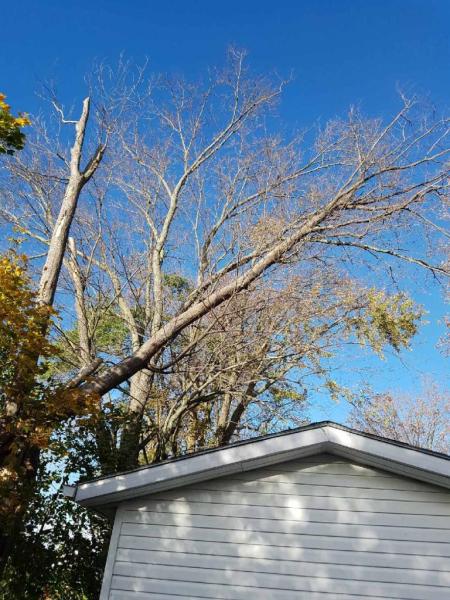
[0,253,99,519]
[0,92,30,155]
[0,93,31,124]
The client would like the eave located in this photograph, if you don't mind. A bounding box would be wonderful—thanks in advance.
[66,421,450,511]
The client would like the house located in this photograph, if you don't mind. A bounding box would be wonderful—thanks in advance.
[66,421,450,599]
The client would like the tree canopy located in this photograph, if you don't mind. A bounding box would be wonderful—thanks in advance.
[0,53,448,597]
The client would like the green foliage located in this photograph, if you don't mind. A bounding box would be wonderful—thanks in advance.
[350,290,422,355]
[163,273,191,297]
[270,387,307,404]
[92,308,130,355]
[48,307,129,377]
[0,434,110,600]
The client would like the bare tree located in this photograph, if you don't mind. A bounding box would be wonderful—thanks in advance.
[348,383,450,453]
[1,51,449,470]
[84,64,449,399]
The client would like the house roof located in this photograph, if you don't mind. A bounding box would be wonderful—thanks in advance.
[65,421,450,510]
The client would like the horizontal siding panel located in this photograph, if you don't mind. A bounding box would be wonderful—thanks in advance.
[124,495,450,527]
[271,453,346,463]
[118,534,450,570]
[121,510,450,543]
[109,580,398,600]
[112,563,450,599]
[193,470,443,491]
[110,592,209,600]
[120,522,450,556]
[188,476,450,503]
[261,455,436,479]
[115,548,450,586]
[145,486,450,514]
[263,461,390,476]
[128,481,450,504]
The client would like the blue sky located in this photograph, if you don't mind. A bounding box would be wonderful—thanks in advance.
[2,0,449,420]
[3,0,450,118]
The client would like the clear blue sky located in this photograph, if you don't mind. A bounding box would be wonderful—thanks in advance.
[2,0,449,419]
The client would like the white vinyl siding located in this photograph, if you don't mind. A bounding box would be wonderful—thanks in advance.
[102,453,450,599]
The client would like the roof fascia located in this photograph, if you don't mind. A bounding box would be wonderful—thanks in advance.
[75,426,329,507]
[325,426,450,490]
[73,424,450,509]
